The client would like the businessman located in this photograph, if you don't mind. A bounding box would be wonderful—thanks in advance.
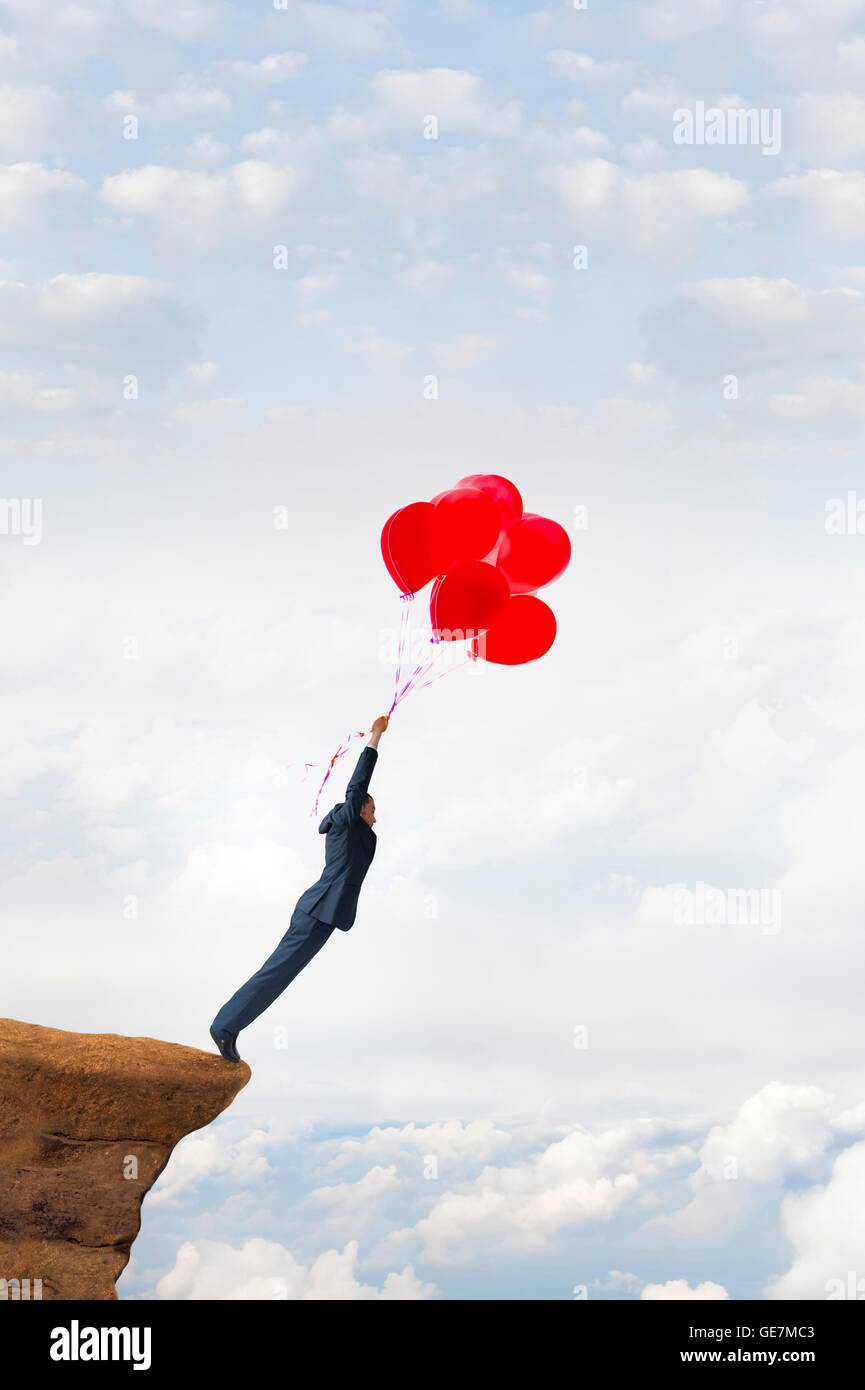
[209,715,388,1062]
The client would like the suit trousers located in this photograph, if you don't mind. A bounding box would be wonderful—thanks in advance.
[211,905,336,1038]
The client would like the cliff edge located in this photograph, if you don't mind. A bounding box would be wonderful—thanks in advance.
[0,1018,251,1300]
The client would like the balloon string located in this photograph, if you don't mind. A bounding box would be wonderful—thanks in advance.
[389,615,474,712]
[390,658,431,711]
[393,651,438,708]
[387,592,415,716]
[299,593,472,817]
[387,652,467,719]
[309,729,368,818]
[406,652,469,698]
[390,630,441,712]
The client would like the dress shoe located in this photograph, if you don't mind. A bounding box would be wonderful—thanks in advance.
[210,1026,241,1063]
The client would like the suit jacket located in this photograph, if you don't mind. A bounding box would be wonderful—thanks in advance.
[295,744,378,931]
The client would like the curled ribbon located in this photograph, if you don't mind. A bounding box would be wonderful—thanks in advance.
[297,592,472,817]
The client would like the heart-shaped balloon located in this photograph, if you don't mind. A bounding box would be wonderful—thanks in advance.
[472,594,557,665]
[496,513,571,594]
[454,474,523,531]
[429,487,503,573]
[381,501,437,594]
[430,561,509,641]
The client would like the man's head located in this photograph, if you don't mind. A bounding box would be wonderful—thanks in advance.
[360,793,376,827]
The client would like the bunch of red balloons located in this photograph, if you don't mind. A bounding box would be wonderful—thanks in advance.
[381,474,570,665]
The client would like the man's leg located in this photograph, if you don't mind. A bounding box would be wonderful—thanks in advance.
[211,907,335,1039]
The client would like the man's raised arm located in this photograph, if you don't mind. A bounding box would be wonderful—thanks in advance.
[331,715,388,826]
[367,714,389,750]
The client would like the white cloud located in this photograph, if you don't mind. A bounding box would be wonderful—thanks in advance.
[305,1164,406,1237]
[322,1118,514,1171]
[397,259,454,295]
[547,161,747,254]
[700,1083,834,1183]
[341,147,501,216]
[766,1142,865,1299]
[627,0,728,43]
[776,748,865,930]
[348,336,413,369]
[740,0,864,83]
[502,262,553,299]
[296,268,340,295]
[165,840,311,918]
[644,1084,835,1241]
[432,332,499,371]
[832,1103,865,1136]
[0,272,201,375]
[621,77,692,117]
[0,162,88,231]
[545,50,631,86]
[368,67,523,137]
[793,91,865,164]
[268,3,396,54]
[187,359,219,384]
[371,1121,668,1265]
[621,134,665,166]
[106,76,231,126]
[767,369,865,422]
[837,34,865,77]
[416,751,634,869]
[644,277,865,376]
[0,83,69,155]
[185,132,231,165]
[626,361,659,384]
[0,0,110,77]
[594,1269,641,1293]
[149,1128,276,1206]
[438,0,480,19]
[642,1279,730,1299]
[126,0,231,41]
[101,161,300,255]
[155,1236,437,1299]
[768,169,865,237]
[216,51,309,86]
[0,368,77,413]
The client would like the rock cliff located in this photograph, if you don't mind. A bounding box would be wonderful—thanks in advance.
[0,1019,250,1300]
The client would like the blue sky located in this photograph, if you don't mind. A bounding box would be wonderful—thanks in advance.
[4,0,865,1300]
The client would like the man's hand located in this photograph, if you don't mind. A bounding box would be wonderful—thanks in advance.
[368,714,389,748]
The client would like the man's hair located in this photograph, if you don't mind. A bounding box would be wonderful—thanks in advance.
[362,794,374,809]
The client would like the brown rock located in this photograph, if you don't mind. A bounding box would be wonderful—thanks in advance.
[0,1018,251,1300]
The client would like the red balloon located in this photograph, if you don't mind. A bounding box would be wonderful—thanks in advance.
[381,502,437,594]
[430,561,509,641]
[496,513,571,594]
[455,474,523,530]
[430,487,503,573]
[472,595,557,665]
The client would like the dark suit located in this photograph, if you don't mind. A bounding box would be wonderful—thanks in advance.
[211,744,378,1040]
[295,744,378,930]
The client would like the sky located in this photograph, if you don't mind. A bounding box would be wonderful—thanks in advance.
[3,0,865,1301]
